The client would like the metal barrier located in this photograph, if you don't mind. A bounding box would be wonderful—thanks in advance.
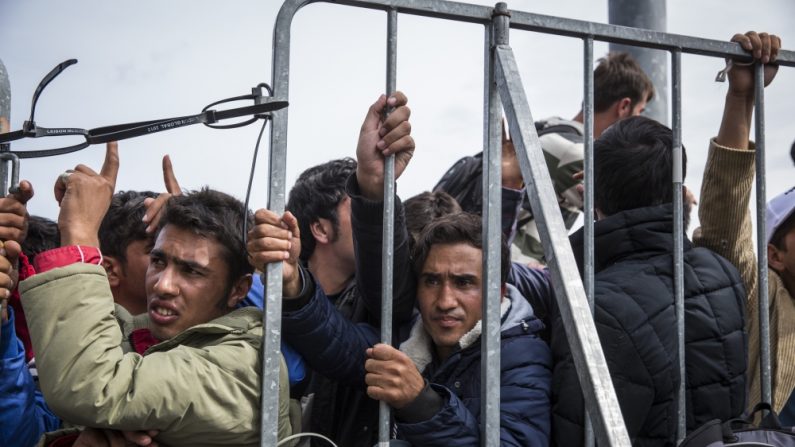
[263,1,795,446]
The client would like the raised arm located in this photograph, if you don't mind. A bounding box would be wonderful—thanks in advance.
[694,31,780,303]
[351,92,417,327]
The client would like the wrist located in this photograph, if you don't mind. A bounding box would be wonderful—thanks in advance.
[61,233,100,247]
[356,169,385,201]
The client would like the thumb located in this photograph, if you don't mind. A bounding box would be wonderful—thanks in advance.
[2,240,21,265]
[10,180,34,205]
[361,94,387,133]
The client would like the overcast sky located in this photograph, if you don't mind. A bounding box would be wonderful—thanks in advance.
[1,0,793,235]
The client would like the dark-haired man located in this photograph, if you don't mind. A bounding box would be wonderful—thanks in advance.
[254,209,552,445]
[552,115,747,445]
[281,94,416,447]
[436,52,654,265]
[99,190,158,315]
[4,144,293,446]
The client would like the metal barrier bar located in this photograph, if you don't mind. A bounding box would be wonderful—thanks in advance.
[494,43,631,447]
[480,6,506,446]
[671,49,686,443]
[377,9,399,446]
[269,1,795,444]
[582,35,596,447]
[754,62,772,408]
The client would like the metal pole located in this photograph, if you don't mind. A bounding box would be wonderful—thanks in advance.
[582,35,596,447]
[480,4,507,446]
[494,43,631,447]
[754,62,772,408]
[0,58,11,196]
[260,3,301,445]
[608,0,668,124]
[670,49,686,443]
[378,9,398,446]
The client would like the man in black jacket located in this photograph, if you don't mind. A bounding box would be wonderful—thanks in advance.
[552,116,747,447]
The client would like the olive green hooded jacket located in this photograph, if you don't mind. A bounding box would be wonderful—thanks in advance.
[20,263,292,447]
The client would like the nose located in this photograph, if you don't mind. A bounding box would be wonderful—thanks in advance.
[435,280,458,312]
[152,267,179,298]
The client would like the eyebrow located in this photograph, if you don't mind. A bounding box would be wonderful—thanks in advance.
[150,248,211,274]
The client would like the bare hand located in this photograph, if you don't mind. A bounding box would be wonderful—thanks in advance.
[727,31,781,98]
[142,155,182,234]
[355,92,415,200]
[121,430,160,446]
[365,344,425,409]
[0,241,20,324]
[501,119,524,190]
[56,142,119,247]
[0,180,34,245]
[247,209,302,296]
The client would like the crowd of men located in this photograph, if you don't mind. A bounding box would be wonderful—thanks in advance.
[0,30,792,447]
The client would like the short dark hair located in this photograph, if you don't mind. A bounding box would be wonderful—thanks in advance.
[594,116,687,216]
[593,52,655,113]
[158,187,254,284]
[286,158,357,262]
[22,215,60,265]
[404,191,462,247]
[412,212,509,284]
[771,212,795,251]
[99,190,158,265]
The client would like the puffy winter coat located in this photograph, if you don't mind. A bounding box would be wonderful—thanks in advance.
[553,204,747,447]
[283,278,552,446]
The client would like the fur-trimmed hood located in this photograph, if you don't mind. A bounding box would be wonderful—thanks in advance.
[399,284,537,372]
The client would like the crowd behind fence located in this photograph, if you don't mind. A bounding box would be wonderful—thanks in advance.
[263,1,795,446]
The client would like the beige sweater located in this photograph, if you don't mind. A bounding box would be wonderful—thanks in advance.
[694,138,795,414]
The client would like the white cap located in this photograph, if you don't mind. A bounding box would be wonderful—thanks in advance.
[766,186,795,245]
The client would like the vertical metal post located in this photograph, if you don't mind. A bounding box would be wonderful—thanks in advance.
[378,9,398,446]
[495,43,632,447]
[671,49,686,443]
[608,0,668,125]
[754,62,772,408]
[260,4,298,445]
[481,3,507,446]
[0,58,11,197]
[582,35,596,447]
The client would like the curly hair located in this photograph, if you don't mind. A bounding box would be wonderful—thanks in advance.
[286,158,357,262]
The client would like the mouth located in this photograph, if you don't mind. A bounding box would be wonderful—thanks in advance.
[148,303,179,325]
[433,316,462,329]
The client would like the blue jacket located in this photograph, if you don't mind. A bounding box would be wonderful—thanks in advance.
[283,281,552,446]
[1,307,60,447]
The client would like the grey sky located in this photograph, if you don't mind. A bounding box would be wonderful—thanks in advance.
[1,0,793,234]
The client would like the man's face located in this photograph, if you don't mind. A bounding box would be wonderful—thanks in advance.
[770,227,795,287]
[417,243,483,361]
[116,238,154,315]
[330,196,355,268]
[145,225,235,341]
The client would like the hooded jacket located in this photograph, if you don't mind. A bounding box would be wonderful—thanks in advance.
[283,279,552,446]
[552,204,747,447]
[20,263,292,447]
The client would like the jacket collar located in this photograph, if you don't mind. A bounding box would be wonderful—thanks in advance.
[399,285,535,372]
[570,203,693,274]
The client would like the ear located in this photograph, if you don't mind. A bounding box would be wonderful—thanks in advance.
[768,244,787,272]
[616,97,633,119]
[226,274,253,309]
[103,256,123,288]
[310,218,333,245]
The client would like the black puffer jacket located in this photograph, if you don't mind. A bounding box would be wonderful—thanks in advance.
[552,204,747,447]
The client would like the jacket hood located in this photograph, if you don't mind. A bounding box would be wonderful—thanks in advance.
[400,284,538,372]
[570,203,693,274]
